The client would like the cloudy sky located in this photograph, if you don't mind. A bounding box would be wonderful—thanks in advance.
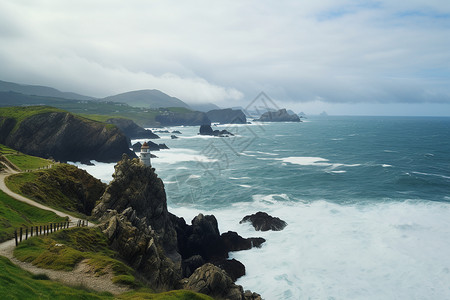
[1,0,450,115]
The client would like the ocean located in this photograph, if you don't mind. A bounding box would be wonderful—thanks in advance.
[73,116,450,299]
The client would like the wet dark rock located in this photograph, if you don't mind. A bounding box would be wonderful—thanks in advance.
[182,255,205,278]
[172,130,182,134]
[221,231,266,251]
[171,135,178,139]
[240,211,287,231]
[215,258,246,282]
[199,125,234,137]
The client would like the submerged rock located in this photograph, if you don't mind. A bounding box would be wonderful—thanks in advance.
[240,211,287,231]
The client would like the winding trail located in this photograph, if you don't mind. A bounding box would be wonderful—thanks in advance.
[0,165,129,295]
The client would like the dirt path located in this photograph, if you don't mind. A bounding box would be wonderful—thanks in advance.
[0,167,129,295]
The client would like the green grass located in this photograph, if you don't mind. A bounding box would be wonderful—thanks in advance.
[0,106,65,125]
[0,144,51,171]
[0,255,114,299]
[118,289,213,300]
[14,227,135,286]
[5,163,105,217]
[0,190,67,243]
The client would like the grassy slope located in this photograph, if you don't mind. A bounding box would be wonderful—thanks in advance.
[0,256,211,299]
[0,190,67,243]
[0,144,52,171]
[5,164,105,218]
[14,227,135,285]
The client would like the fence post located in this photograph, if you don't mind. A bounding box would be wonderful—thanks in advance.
[31,226,33,237]
[40,225,42,235]
[25,228,28,240]
[46,225,49,235]
[14,230,18,246]
[19,227,23,242]
[36,226,38,236]
[50,223,53,233]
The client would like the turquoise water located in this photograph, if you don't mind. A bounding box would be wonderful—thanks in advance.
[75,116,450,299]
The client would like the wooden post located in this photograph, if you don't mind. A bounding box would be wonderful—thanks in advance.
[36,226,38,236]
[19,227,23,242]
[50,223,53,233]
[31,226,33,237]
[25,228,28,240]
[46,225,49,235]
[40,225,42,235]
[14,230,18,246]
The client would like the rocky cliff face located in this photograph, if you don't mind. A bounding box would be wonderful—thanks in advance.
[93,154,181,288]
[93,155,263,297]
[0,110,136,163]
[105,118,159,140]
[206,108,247,124]
[155,111,211,126]
[255,108,301,122]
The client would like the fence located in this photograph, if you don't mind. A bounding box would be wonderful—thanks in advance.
[14,219,88,246]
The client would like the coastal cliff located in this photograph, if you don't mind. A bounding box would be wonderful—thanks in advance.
[255,108,301,122]
[93,155,262,298]
[0,106,136,163]
[206,108,247,124]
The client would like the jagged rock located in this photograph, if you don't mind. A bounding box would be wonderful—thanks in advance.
[93,154,181,288]
[171,135,178,139]
[182,255,205,278]
[182,263,244,300]
[255,108,301,122]
[105,118,160,140]
[215,258,246,282]
[92,155,263,295]
[172,130,182,134]
[221,231,265,251]
[240,211,287,231]
[199,125,234,137]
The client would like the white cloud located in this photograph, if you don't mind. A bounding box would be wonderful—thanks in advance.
[0,0,449,114]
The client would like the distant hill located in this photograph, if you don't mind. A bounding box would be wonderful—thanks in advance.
[189,102,221,112]
[102,89,191,109]
[0,79,93,101]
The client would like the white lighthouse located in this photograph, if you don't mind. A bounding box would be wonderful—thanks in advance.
[140,142,151,167]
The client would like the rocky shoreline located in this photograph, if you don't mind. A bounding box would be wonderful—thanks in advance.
[92,154,263,299]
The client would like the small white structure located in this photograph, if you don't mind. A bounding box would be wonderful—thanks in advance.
[140,142,151,167]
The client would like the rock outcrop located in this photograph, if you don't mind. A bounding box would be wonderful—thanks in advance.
[105,118,159,140]
[240,211,287,231]
[255,108,301,122]
[0,107,136,163]
[93,155,264,296]
[182,263,261,300]
[199,125,234,137]
[93,154,181,288]
[155,111,211,126]
[206,108,247,124]
[131,141,168,152]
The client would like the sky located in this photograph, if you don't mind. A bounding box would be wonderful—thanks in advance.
[1,0,450,116]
